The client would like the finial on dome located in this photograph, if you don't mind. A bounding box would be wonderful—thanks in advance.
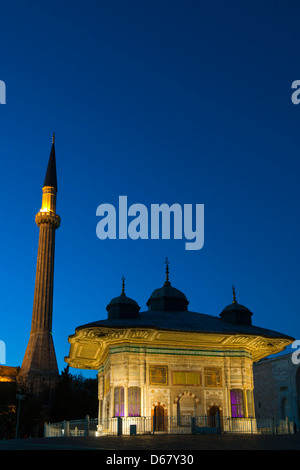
[52,132,55,144]
[232,284,237,304]
[121,275,125,295]
[164,257,171,286]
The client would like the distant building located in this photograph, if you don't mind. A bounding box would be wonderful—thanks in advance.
[66,262,294,433]
[253,352,300,429]
[0,366,20,383]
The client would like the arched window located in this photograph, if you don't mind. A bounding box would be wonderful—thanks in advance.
[114,387,124,417]
[230,389,244,417]
[177,395,197,426]
[128,387,141,416]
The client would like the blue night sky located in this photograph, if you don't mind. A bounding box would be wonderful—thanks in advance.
[0,0,299,378]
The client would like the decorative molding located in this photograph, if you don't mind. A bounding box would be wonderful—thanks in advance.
[35,211,60,228]
[149,366,168,385]
[172,370,201,386]
[109,344,252,358]
[128,330,153,339]
[152,401,167,409]
[174,390,200,404]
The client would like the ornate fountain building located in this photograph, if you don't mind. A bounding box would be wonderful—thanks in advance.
[66,261,294,433]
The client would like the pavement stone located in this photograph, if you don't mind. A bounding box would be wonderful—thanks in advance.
[0,434,299,451]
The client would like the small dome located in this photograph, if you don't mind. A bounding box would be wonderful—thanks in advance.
[106,277,140,319]
[146,259,189,312]
[146,284,189,312]
[148,285,188,302]
[220,286,253,325]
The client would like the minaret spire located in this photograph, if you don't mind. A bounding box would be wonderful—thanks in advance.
[43,133,57,191]
[19,135,61,395]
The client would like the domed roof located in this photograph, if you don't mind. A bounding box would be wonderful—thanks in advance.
[107,293,140,309]
[220,286,253,325]
[106,277,140,319]
[148,284,188,302]
[221,302,252,314]
[146,258,189,312]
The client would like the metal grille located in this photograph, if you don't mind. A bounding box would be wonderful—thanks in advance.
[44,415,295,437]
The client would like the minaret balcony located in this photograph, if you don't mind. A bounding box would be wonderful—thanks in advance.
[35,211,61,228]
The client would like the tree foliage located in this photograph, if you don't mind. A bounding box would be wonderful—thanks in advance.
[0,367,98,438]
[50,366,98,422]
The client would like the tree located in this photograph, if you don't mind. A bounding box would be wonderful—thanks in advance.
[50,366,98,422]
[0,382,17,439]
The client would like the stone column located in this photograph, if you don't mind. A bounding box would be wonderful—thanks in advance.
[124,385,128,417]
[140,384,144,416]
[109,389,114,418]
[98,374,104,426]
[224,357,231,416]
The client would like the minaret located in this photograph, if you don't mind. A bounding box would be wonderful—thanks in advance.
[19,134,60,394]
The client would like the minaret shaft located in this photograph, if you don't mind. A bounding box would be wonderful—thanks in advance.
[19,137,60,394]
[31,224,56,332]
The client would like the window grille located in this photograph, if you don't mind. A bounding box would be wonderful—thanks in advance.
[230,389,244,417]
[114,387,124,417]
[128,387,141,416]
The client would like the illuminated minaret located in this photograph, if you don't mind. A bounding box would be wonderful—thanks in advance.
[19,134,60,394]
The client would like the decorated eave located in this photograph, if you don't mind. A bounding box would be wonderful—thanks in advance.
[65,273,294,370]
[65,311,293,370]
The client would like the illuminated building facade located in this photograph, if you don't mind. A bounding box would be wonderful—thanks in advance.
[66,261,294,432]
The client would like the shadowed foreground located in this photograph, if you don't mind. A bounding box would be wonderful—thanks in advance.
[0,434,299,450]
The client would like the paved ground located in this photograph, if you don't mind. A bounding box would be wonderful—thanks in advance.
[0,434,299,450]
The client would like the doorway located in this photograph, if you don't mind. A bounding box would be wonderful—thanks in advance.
[208,405,221,428]
[154,405,166,431]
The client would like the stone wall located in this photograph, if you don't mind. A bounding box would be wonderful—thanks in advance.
[98,345,255,420]
[253,352,300,426]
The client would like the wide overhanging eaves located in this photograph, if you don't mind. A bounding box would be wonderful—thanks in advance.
[65,320,293,370]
